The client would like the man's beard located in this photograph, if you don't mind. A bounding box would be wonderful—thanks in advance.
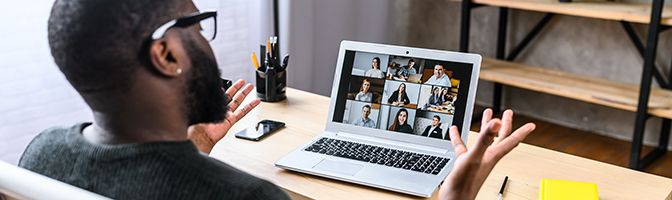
[183,38,228,125]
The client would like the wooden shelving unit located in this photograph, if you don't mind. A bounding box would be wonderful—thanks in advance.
[473,0,672,25]
[481,58,672,118]
[459,0,672,169]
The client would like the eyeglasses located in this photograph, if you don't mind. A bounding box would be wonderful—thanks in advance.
[151,10,218,42]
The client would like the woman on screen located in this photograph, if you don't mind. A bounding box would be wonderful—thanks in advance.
[355,79,373,102]
[440,87,452,104]
[388,108,413,133]
[387,83,410,106]
[364,57,385,78]
[386,62,400,80]
[428,87,442,106]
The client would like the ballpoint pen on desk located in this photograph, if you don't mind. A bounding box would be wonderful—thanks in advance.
[497,176,508,200]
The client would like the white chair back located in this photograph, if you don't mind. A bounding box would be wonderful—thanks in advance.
[0,161,109,200]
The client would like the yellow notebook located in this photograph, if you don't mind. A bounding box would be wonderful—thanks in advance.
[539,179,599,200]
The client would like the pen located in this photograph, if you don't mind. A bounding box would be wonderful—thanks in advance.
[266,39,271,57]
[282,54,290,69]
[497,176,508,200]
[272,36,278,60]
[251,52,260,70]
[260,45,266,71]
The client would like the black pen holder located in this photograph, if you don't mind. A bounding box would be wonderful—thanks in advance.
[256,67,287,102]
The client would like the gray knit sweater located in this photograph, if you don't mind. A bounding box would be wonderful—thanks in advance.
[19,123,290,200]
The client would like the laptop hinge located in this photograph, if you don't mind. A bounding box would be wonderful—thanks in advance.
[334,131,447,154]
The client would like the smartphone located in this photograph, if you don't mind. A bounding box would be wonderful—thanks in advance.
[235,120,285,141]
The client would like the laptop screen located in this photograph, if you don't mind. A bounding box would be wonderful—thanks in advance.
[331,50,474,141]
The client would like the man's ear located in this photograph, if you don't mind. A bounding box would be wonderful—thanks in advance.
[148,36,184,77]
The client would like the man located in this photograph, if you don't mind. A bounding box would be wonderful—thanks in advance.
[19,0,536,199]
[421,115,444,139]
[19,0,286,199]
[352,105,376,128]
[425,64,452,87]
[398,59,418,80]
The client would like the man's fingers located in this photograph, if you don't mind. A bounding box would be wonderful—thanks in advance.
[480,108,493,132]
[228,83,255,111]
[230,99,261,122]
[493,123,535,159]
[449,126,467,156]
[497,109,514,142]
[471,119,501,158]
[225,79,246,100]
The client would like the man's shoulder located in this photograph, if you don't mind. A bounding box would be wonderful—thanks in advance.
[19,123,88,177]
[20,124,83,162]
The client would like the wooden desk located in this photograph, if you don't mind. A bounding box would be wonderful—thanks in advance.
[209,88,672,200]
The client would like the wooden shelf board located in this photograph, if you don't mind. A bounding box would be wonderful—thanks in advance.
[480,58,672,119]
[465,0,672,26]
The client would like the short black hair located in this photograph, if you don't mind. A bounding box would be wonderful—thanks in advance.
[48,0,191,93]
[362,105,371,110]
[433,115,441,121]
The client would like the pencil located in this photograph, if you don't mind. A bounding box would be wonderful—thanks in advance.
[251,52,260,70]
[267,39,271,57]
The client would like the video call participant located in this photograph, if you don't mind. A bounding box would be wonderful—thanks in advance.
[387,83,410,106]
[425,64,451,87]
[386,61,400,80]
[398,59,417,80]
[440,87,452,104]
[352,105,376,128]
[355,79,373,102]
[428,87,442,106]
[364,57,385,78]
[388,108,413,133]
[421,116,444,139]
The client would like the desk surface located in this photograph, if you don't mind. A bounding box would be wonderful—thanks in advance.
[209,88,672,200]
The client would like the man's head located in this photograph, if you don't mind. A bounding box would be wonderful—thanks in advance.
[432,116,441,126]
[408,59,415,68]
[48,0,226,126]
[361,105,371,119]
[433,64,445,77]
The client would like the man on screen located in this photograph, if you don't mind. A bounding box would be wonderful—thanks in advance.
[352,105,376,128]
[421,115,444,139]
[425,64,451,87]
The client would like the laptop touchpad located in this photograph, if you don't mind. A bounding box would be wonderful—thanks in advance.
[313,159,363,176]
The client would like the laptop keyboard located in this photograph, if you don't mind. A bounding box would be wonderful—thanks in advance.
[304,138,450,175]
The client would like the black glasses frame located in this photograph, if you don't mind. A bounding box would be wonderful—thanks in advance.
[151,11,218,41]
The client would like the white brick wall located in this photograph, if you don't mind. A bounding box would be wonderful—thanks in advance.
[0,0,264,165]
[0,0,92,165]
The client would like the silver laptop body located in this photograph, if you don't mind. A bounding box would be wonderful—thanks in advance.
[275,41,482,197]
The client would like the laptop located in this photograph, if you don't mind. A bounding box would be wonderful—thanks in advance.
[275,41,481,197]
